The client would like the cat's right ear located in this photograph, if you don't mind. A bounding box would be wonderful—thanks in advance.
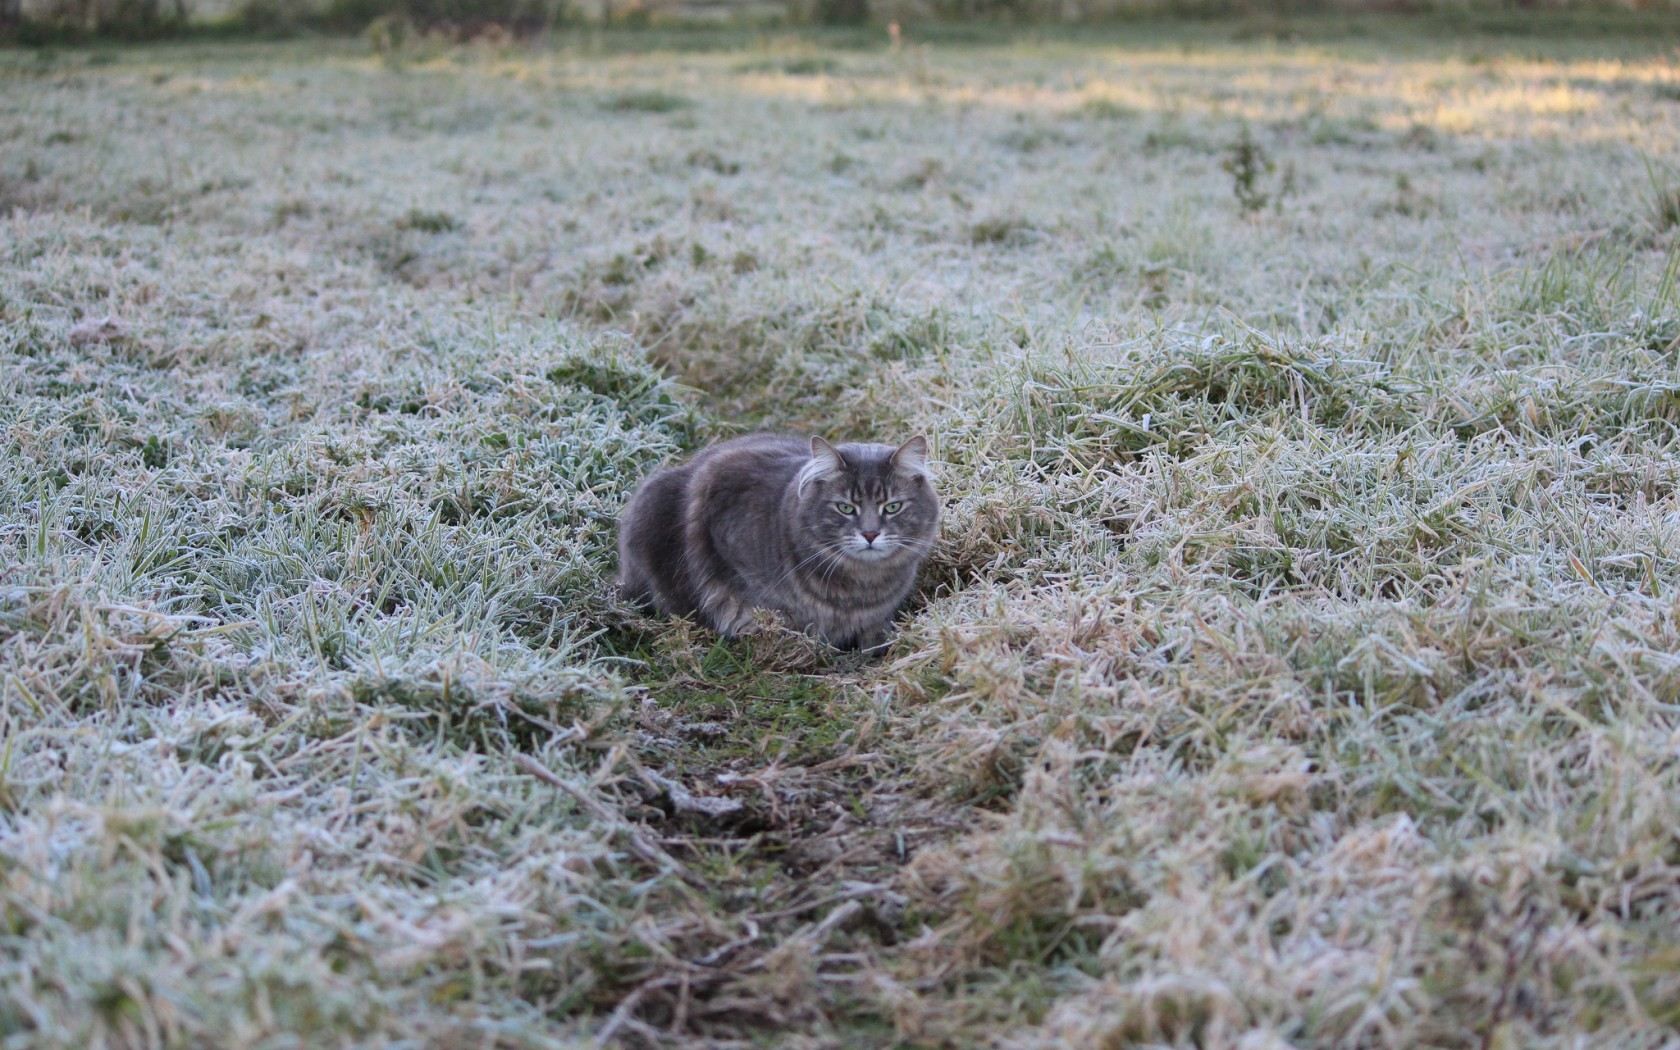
[798,437,847,496]
[809,436,847,473]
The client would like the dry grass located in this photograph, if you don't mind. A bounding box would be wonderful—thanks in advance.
[4,15,1680,1048]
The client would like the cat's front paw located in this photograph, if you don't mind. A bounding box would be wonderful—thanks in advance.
[837,624,894,654]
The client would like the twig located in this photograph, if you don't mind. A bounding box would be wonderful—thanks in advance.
[804,900,863,945]
[513,753,697,885]
[753,882,894,924]
[636,765,744,817]
[593,979,669,1048]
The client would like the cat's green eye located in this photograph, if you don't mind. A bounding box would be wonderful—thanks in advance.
[834,501,856,515]
[881,501,904,515]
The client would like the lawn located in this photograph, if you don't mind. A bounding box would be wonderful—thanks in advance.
[3,14,1680,1047]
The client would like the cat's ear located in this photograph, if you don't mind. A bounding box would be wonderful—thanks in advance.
[798,437,848,496]
[809,436,848,474]
[889,435,930,478]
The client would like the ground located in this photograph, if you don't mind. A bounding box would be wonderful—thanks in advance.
[3,14,1680,1048]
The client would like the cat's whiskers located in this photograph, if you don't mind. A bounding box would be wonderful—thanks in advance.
[817,551,852,590]
[770,538,850,590]
[814,540,862,588]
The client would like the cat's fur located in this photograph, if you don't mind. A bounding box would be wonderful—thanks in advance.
[617,433,939,649]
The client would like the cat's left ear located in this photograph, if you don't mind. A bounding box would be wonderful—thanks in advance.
[890,435,930,478]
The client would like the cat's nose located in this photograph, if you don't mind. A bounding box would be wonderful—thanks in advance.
[861,530,880,544]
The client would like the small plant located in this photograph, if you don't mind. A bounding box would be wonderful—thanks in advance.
[738,56,840,76]
[780,57,837,76]
[1222,126,1275,215]
[604,91,692,114]
[398,208,458,233]
[1080,97,1135,120]
[365,13,415,65]
[897,157,943,191]
[271,199,310,226]
[968,215,1032,246]
[1381,172,1435,219]
[686,149,739,175]
[140,435,168,469]
[1638,156,1680,232]
[1656,186,1680,231]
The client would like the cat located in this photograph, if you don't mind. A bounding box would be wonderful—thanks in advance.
[617,433,939,650]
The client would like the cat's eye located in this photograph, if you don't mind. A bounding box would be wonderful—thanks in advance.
[834,501,856,515]
[881,501,904,515]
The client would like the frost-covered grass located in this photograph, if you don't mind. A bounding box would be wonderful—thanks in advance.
[4,17,1680,1047]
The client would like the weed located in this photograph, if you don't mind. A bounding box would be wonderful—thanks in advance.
[685,148,739,174]
[603,90,692,113]
[398,207,458,233]
[1222,125,1275,214]
[968,215,1033,246]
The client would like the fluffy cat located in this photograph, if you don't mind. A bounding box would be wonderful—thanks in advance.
[617,433,939,649]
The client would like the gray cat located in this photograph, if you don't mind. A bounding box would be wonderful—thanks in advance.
[617,433,939,650]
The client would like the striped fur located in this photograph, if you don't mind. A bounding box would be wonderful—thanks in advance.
[617,433,939,650]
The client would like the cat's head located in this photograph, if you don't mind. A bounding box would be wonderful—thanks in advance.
[793,436,940,564]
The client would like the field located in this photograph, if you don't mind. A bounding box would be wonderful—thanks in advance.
[5,15,1680,1047]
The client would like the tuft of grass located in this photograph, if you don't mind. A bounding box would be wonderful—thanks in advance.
[1657,189,1680,230]
[686,147,740,174]
[968,214,1034,246]
[602,89,693,113]
[1079,97,1137,120]
[396,207,458,233]
[736,55,841,76]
